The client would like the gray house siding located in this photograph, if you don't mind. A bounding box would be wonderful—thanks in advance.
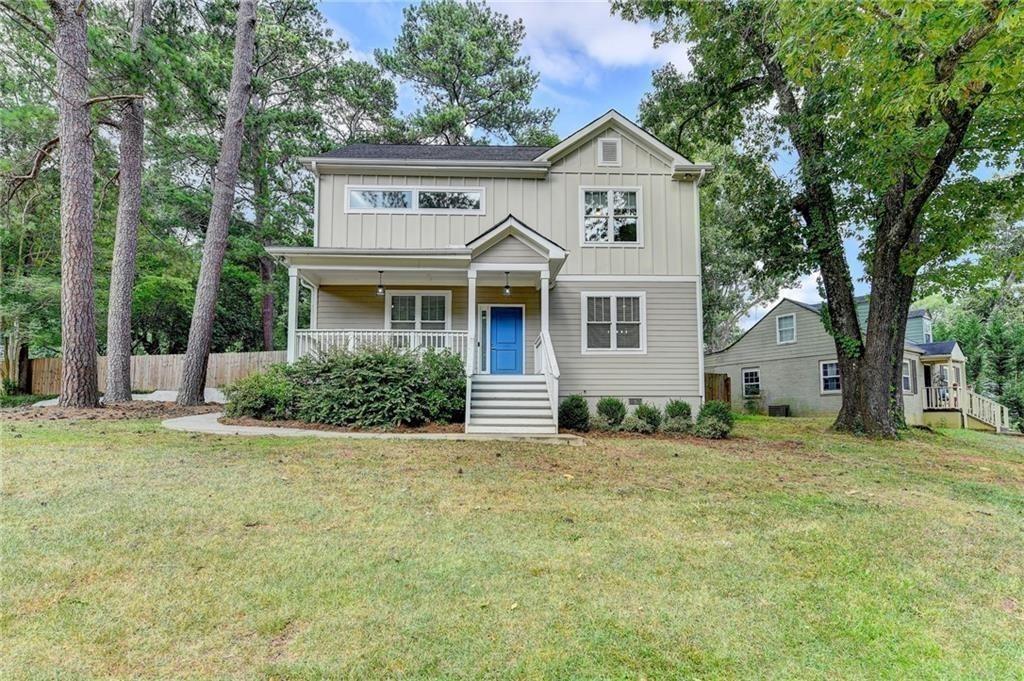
[705,299,925,423]
[315,126,699,278]
[474,236,548,264]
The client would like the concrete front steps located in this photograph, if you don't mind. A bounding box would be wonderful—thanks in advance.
[467,374,557,434]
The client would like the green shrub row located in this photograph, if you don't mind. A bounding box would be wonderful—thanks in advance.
[224,348,465,428]
[559,395,734,439]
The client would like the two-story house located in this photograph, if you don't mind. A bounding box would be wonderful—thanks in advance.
[704,296,1012,432]
[267,111,711,433]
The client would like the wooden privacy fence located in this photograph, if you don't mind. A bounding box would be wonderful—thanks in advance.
[704,372,731,404]
[29,351,286,395]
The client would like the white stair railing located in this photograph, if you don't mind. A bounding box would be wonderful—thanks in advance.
[533,331,560,428]
[965,389,1008,431]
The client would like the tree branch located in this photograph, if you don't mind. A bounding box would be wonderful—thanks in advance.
[2,137,59,206]
[934,0,1003,83]
[85,94,144,106]
[0,0,51,39]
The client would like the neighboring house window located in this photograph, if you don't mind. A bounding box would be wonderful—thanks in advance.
[346,186,484,214]
[581,292,646,353]
[902,360,912,393]
[776,314,796,344]
[385,291,451,331]
[581,188,641,245]
[923,318,933,343]
[954,365,961,385]
[742,368,761,397]
[820,361,842,394]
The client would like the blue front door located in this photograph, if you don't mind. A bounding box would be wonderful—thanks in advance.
[489,307,523,374]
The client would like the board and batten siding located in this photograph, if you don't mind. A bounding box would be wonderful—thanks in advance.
[316,128,699,278]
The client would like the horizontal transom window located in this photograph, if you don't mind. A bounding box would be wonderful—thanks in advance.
[346,186,484,214]
[581,292,646,353]
[581,188,641,245]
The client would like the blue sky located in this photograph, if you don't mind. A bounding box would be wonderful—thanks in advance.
[318,1,869,322]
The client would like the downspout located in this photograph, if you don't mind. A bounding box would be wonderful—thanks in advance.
[693,168,707,405]
[311,160,319,248]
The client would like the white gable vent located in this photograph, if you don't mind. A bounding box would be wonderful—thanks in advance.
[597,137,621,166]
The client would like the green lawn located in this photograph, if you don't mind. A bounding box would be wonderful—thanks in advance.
[2,416,1022,678]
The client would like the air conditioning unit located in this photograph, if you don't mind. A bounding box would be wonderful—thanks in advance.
[768,404,790,417]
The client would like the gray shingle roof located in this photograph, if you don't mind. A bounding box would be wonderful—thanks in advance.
[910,340,958,356]
[314,144,551,163]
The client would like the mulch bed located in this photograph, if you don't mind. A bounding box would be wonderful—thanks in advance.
[0,401,221,422]
[219,415,465,434]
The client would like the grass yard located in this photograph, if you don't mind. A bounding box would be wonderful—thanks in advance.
[2,415,1023,678]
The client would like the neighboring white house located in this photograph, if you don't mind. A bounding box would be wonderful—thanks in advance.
[704,297,1012,432]
[267,110,712,434]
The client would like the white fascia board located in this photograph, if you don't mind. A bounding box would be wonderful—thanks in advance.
[535,110,691,167]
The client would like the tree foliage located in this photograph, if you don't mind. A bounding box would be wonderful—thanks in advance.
[376,0,556,144]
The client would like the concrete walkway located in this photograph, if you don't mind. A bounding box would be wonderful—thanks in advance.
[35,388,226,407]
[162,411,584,446]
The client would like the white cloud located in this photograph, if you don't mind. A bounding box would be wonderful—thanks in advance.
[324,17,374,63]
[492,1,691,86]
[740,273,823,330]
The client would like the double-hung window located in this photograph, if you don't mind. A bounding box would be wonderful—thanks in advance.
[582,292,646,353]
[776,314,796,344]
[582,188,641,245]
[742,368,761,397]
[385,291,451,348]
[902,360,912,393]
[346,186,484,214]
[923,319,933,344]
[820,361,842,394]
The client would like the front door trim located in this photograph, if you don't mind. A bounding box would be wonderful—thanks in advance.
[476,303,525,375]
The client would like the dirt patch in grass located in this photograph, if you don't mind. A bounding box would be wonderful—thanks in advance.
[220,415,464,434]
[0,401,220,422]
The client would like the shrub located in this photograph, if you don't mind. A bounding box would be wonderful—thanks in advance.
[419,350,467,423]
[596,396,627,427]
[224,365,298,420]
[559,394,591,432]
[743,398,761,415]
[619,414,654,434]
[590,413,614,431]
[661,416,691,434]
[664,399,691,421]
[698,400,734,429]
[634,402,662,430]
[694,413,731,439]
[1,378,17,396]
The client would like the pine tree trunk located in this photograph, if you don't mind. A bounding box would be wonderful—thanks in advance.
[177,0,257,406]
[260,256,274,351]
[51,0,99,408]
[105,0,151,403]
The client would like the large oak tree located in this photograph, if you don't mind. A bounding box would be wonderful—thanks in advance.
[617,0,1024,436]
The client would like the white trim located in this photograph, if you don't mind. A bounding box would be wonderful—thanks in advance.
[902,359,913,394]
[384,290,453,330]
[556,274,700,283]
[311,161,319,248]
[579,186,644,247]
[741,366,761,398]
[477,303,527,375]
[535,110,689,166]
[776,313,797,345]
[469,263,550,273]
[819,360,842,395]
[344,184,486,215]
[922,318,933,344]
[597,136,621,167]
[579,291,647,355]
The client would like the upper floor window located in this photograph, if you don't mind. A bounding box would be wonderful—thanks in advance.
[923,318,933,343]
[346,186,484,214]
[776,314,796,344]
[581,292,646,353]
[581,188,641,246]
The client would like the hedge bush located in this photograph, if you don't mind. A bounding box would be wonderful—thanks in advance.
[698,400,734,429]
[596,396,626,427]
[590,413,614,431]
[694,414,731,439]
[664,399,691,421]
[620,414,655,434]
[661,416,691,434]
[634,402,662,431]
[559,394,590,432]
[225,347,465,428]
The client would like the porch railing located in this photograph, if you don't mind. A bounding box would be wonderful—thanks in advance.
[924,386,958,410]
[965,390,1010,431]
[295,329,469,363]
[533,331,560,427]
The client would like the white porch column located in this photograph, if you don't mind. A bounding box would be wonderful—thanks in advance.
[286,266,299,363]
[466,270,477,375]
[540,270,550,338]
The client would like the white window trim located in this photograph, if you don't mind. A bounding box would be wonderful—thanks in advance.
[902,360,913,394]
[345,185,486,215]
[923,318,933,344]
[597,136,622,167]
[579,291,647,355]
[776,313,797,345]
[384,290,453,330]
[579,186,644,248]
[741,367,761,398]
[820,360,842,395]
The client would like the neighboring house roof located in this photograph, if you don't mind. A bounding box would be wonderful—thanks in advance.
[909,340,958,356]
[313,144,551,163]
[797,297,929,320]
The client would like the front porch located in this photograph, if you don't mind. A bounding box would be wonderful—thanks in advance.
[268,217,566,434]
[921,356,1012,432]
